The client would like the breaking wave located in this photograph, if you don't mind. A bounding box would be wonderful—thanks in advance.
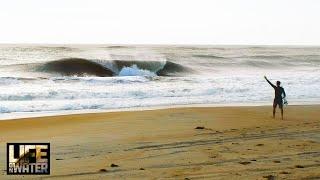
[37,58,190,77]
[40,58,114,77]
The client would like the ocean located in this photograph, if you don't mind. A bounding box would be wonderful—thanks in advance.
[0,45,319,118]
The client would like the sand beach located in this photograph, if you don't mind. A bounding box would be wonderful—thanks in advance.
[0,105,319,179]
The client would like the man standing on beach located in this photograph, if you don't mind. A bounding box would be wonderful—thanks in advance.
[264,76,286,120]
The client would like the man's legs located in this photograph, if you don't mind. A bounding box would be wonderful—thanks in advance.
[279,103,284,120]
[273,100,277,119]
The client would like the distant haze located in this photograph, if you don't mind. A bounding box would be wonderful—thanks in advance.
[0,0,319,45]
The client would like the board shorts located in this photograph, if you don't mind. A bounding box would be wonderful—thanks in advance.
[273,98,283,108]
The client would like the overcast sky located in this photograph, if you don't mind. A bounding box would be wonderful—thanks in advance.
[0,0,319,45]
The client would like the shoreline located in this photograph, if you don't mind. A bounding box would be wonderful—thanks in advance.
[1,101,320,121]
[0,105,319,179]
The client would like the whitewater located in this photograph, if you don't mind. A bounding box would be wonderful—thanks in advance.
[0,45,319,118]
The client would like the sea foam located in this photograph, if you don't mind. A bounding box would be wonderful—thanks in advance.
[118,65,156,76]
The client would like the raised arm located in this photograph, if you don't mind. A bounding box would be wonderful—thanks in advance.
[264,76,276,88]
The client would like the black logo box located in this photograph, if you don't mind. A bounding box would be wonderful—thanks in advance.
[7,143,50,175]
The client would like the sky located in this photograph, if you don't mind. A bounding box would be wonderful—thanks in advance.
[0,0,319,45]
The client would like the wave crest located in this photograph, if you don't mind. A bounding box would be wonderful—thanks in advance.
[40,58,114,77]
[38,58,190,77]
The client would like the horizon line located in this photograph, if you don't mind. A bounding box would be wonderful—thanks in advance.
[1,43,320,47]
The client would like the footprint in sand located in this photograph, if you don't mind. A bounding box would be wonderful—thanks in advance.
[195,126,205,129]
[111,163,119,167]
[295,165,304,168]
[263,175,276,180]
[239,161,251,165]
[99,169,108,172]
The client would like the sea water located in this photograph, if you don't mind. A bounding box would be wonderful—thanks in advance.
[0,45,319,118]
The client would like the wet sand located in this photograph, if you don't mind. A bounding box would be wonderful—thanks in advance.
[0,105,319,179]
